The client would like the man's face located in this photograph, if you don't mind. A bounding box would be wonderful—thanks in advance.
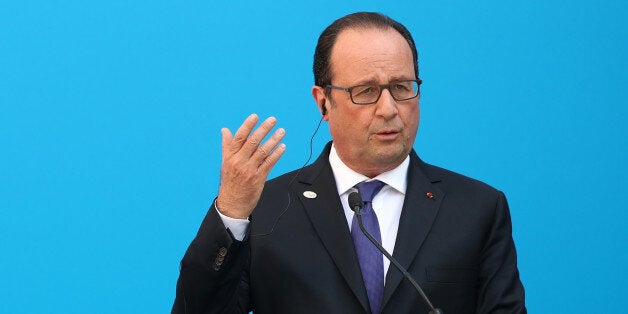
[318,27,420,177]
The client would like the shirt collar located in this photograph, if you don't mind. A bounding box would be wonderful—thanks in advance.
[329,143,409,196]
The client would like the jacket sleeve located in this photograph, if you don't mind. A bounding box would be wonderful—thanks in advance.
[476,191,527,313]
[172,204,251,314]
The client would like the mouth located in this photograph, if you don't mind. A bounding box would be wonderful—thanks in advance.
[375,129,400,140]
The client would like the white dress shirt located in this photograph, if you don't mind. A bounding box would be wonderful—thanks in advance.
[328,145,408,278]
[217,144,409,279]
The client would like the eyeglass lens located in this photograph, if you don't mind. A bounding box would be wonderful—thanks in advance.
[351,81,419,104]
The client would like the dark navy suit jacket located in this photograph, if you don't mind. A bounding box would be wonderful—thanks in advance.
[173,142,526,313]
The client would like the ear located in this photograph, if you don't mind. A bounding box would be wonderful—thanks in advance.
[311,85,329,121]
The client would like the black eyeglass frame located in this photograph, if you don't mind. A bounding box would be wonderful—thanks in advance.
[325,79,423,105]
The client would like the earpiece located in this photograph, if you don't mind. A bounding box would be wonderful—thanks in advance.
[321,101,327,116]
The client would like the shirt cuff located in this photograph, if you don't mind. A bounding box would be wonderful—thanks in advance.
[215,203,250,241]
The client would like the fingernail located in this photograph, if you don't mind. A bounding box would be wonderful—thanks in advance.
[266,116,277,124]
[277,128,285,135]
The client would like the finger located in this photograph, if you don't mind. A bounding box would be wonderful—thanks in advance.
[221,127,234,156]
[258,143,286,174]
[229,114,259,154]
[254,127,285,160]
[240,116,277,157]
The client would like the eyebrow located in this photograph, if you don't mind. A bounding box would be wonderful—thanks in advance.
[352,76,414,86]
[350,77,379,85]
[388,75,415,82]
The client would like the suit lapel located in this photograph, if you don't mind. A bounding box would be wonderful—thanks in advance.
[295,143,370,312]
[382,152,444,307]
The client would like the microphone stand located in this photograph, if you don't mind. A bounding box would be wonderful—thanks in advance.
[351,192,443,314]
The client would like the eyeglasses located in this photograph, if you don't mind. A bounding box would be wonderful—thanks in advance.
[326,79,422,105]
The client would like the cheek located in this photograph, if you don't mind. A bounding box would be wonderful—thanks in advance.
[339,107,372,129]
[402,105,420,128]
[415,108,421,129]
[328,104,377,141]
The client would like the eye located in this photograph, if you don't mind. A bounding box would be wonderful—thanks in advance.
[354,85,377,95]
[393,83,410,91]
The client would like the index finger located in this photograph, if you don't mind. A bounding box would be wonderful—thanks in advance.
[227,113,259,155]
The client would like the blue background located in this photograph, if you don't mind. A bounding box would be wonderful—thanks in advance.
[1,1,626,313]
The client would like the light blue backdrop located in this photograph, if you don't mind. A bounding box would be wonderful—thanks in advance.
[1,1,626,313]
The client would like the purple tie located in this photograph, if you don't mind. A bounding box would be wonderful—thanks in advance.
[351,180,386,314]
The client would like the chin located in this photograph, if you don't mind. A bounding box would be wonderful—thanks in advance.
[373,145,408,165]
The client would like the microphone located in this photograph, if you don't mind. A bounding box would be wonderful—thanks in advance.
[348,192,443,314]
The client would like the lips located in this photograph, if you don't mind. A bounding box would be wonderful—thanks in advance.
[377,129,400,135]
[375,129,401,140]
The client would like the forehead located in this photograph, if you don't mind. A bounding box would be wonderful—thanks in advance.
[329,27,415,84]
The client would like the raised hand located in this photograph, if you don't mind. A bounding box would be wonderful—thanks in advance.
[216,114,286,219]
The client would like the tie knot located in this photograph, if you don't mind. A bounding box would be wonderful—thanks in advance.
[356,180,386,203]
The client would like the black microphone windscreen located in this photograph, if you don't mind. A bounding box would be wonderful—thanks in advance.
[348,191,362,212]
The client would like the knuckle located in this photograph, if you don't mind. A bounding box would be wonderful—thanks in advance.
[224,157,238,168]
[258,146,268,156]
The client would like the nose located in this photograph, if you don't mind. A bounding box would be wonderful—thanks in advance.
[375,88,398,119]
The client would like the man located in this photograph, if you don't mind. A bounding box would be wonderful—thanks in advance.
[173,12,526,314]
